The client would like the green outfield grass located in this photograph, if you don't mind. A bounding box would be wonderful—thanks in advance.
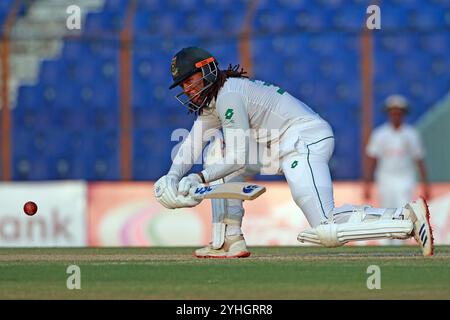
[0,246,449,300]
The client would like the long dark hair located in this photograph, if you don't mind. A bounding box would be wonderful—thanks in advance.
[199,64,248,114]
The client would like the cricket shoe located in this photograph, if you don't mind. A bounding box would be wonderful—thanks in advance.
[194,235,251,258]
[404,197,434,257]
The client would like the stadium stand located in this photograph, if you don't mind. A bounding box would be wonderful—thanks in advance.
[7,0,450,181]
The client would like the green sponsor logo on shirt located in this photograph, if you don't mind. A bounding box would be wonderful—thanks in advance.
[291,160,298,169]
[225,108,234,120]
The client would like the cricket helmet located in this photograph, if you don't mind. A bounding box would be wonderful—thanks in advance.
[169,47,219,112]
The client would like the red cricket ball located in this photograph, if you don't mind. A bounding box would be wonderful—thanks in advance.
[24,201,38,216]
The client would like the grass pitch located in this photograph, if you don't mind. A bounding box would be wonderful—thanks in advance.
[0,246,449,300]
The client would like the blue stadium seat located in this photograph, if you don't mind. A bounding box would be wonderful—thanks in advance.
[48,156,81,180]
[103,0,128,12]
[133,11,188,35]
[62,39,90,61]
[152,83,176,107]
[166,0,200,11]
[0,0,14,28]
[92,129,120,156]
[430,0,450,8]
[318,58,351,81]
[409,6,448,29]
[332,6,367,30]
[132,126,175,180]
[84,11,124,33]
[12,128,39,157]
[71,58,100,84]
[133,107,166,128]
[13,155,50,181]
[50,82,83,108]
[388,0,424,9]
[282,55,319,81]
[308,34,347,56]
[431,55,450,77]
[39,59,67,85]
[136,0,162,10]
[0,12,6,29]
[270,35,309,58]
[221,9,246,34]
[88,38,119,60]
[380,5,408,29]
[0,0,14,12]
[185,11,225,36]
[335,80,361,106]
[419,33,450,55]
[76,82,119,109]
[91,154,120,180]
[146,11,186,35]
[251,38,273,57]
[396,52,432,79]
[294,7,333,30]
[133,154,172,180]
[254,10,295,33]
[133,128,166,156]
[374,50,395,81]
[133,52,169,83]
[277,0,309,10]
[133,11,154,34]
[12,128,65,158]
[378,34,417,55]
[408,77,449,110]
[13,107,54,130]
[314,0,346,9]
[208,41,239,67]
[133,82,157,109]
[201,0,246,10]
[88,107,120,130]
[255,0,282,10]
[252,58,283,84]
[17,85,43,109]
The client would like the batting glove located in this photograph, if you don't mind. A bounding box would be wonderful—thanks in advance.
[178,173,203,197]
[154,174,179,209]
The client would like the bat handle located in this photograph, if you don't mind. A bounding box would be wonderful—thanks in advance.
[189,184,207,199]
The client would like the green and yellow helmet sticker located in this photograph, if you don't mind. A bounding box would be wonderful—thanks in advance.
[171,56,179,77]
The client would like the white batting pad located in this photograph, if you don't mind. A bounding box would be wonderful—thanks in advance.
[297,219,413,247]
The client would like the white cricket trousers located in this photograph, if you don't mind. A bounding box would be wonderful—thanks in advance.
[279,120,336,227]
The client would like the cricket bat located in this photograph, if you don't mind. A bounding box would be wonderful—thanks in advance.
[190,182,266,200]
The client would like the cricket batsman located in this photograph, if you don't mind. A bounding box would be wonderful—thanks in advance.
[153,47,434,258]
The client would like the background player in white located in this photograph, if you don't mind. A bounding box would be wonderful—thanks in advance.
[153,47,434,258]
[364,94,430,207]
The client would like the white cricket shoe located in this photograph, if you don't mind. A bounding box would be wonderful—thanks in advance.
[404,197,434,257]
[194,235,251,259]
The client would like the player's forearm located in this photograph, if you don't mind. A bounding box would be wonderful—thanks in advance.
[167,163,193,180]
[168,137,203,179]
